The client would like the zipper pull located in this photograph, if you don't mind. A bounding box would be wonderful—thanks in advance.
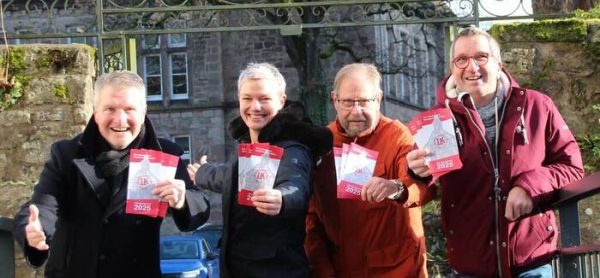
[455,126,463,146]
[519,111,529,145]
[493,168,501,196]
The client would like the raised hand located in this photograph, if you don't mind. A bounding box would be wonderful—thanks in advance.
[25,204,49,251]
[186,155,208,184]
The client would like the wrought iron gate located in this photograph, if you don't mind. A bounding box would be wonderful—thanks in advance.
[2,0,572,73]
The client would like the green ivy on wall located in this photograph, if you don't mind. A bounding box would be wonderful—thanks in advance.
[0,77,23,111]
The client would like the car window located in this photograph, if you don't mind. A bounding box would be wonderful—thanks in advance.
[201,239,210,258]
[160,240,200,260]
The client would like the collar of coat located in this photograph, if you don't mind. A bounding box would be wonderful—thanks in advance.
[227,101,333,158]
[78,115,162,158]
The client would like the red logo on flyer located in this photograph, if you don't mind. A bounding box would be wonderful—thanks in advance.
[137,175,151,188]
[434,135,447,146]
[255,169,268,181]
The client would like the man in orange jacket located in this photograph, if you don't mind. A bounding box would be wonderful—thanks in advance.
[305,63,435,278]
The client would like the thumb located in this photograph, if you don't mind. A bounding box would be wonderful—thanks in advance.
[29,204,40,224]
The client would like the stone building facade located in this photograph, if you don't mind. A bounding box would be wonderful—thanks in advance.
[4,7,447,225]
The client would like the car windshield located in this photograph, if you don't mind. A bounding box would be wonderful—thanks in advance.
[160,240,200,260]
[195,226,223,250]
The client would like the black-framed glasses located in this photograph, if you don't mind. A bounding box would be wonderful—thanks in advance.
[453,53,490,69]
[336,98,376,109]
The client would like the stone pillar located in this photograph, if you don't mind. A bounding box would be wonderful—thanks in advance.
[0,44,95,278]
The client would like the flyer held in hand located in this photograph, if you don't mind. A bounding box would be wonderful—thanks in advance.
[126,149,179,217]
[237,143,284,206]
[408,108,463,183]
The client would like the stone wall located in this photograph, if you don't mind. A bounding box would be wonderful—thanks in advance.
[491,18,600,245]
[0,44,95,278]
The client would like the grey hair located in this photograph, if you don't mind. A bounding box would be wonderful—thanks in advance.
[333,63,383,96]
[450,25,502,64]
[237,62,286,96]
[94,70,146,107]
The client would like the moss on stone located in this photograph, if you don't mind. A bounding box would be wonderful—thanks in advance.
[574,6,600,19]
[81,44,96,61]
[36,54,52,69]
[491,19,588,43]
[4,47,27,73]
[54,84,69,99]
[13,74,32,87]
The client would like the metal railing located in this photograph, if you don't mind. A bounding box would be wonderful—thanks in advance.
[552,171,600,278]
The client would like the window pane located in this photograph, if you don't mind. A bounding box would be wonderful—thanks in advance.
[146,77,162,96]
[174,137,190,153]
[145,56,161,75]
[172,75,187,95]
[143,35,160,49]
[169,34,186,47]
[171,54,186,74]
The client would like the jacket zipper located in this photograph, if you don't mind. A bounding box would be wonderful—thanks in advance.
[459,93,509,277]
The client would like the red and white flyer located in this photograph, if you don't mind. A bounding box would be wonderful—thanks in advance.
[408,108,463,183]
[126,149,162,217]
[126,149,180,218]
[157,151,179,218]
[333,147,343,185]
[236,143,253,206]
[337,143,379,199]
[238,143,283,206]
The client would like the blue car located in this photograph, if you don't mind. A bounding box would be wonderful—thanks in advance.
[193,223,223,252]
[160,235,219,278]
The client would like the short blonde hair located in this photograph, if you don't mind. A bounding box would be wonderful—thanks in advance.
[237,63,286,96]
[333,63,383,96]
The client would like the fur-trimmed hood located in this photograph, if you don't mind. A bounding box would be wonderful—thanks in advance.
[228,101,333,159]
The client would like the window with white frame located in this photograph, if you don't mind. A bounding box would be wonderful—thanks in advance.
[140,34,188,101]
[173,135,191,165]
[170,53,188,99]
[144,55,163,101]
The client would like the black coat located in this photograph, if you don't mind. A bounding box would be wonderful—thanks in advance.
[196,105,332,278]
[13,117,210,278]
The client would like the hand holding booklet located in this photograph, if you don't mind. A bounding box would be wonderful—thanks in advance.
[126,148,179,218]
[335,143,379,199]
[408,108,463,183]
[237,143,283,206]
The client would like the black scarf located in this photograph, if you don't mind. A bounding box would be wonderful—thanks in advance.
[95,124,147,179]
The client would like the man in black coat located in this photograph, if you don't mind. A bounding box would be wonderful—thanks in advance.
[13,71,210,278]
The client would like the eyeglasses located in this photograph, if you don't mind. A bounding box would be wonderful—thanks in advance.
[452,53,490,69]
[336,98,376,109]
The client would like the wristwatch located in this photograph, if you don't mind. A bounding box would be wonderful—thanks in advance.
[387,179,405,200]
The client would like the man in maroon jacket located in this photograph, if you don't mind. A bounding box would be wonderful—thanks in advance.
[407,26,584,277]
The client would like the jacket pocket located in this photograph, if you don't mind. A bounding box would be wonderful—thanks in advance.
[512,211,556,264]
[366,239,419,268]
